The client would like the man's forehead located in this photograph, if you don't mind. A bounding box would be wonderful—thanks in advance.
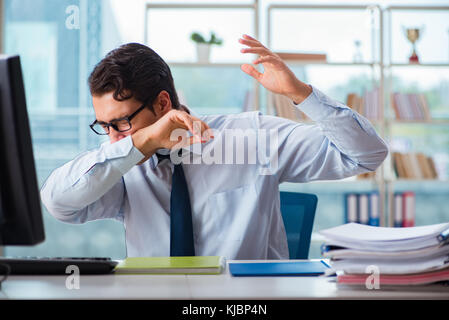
[93,93,139,121]
[95,110,131,123]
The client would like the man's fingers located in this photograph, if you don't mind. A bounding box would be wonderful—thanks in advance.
[191,115,210,131]
[188,135,204,145]
[242,34,257,41]
[241,47,271,56]
[238,38,265,50]
[174,111,195,135]
[196,122,215,141]
[253,55,279,65]
[190,116,214,141]
[175,111,213,142]
[202,128,215,141]
[179,113,202,141]
[241,64,262,80]
[240,34,263,47]
[239,34,277,66]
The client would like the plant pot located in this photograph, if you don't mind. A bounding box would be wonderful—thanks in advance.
[196,43,211,63]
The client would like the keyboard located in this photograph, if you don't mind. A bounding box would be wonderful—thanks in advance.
[0,257,118,275]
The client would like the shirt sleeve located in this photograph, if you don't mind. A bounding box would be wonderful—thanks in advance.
[257,85,389,183]
[40,135,145,224]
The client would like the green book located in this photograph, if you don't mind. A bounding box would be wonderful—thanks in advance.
[114,256,225,275]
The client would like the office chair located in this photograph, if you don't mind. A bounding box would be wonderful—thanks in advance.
[280,192,318,259]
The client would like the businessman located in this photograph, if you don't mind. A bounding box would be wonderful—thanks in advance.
[41,34,388,259]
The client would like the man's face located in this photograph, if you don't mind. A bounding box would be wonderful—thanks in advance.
[92,91,170,143]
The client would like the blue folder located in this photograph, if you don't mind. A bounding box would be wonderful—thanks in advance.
[229,260,331,277]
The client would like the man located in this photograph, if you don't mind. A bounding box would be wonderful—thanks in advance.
[41,35,388,259]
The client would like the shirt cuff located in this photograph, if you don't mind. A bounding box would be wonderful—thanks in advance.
[292,85,350,122]
[102,135,145,174]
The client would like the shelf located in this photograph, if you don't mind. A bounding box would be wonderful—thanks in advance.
[285,61,379,67]
[387,5,449,10]
[386,180,449,193]
[280,179,381,194]
[387,63,449,68]
[168,62,248,67]
[386,119,449,125]
[386,179,449,183]
[281,178,379,185]
[147,3,256,10]
[168,61,380,67]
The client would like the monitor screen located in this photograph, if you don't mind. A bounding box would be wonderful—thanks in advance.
[0,55,45,245]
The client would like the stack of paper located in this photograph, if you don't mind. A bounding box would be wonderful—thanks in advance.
[319,222,449,285]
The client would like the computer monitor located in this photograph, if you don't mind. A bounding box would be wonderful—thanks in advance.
[0,55,45,245]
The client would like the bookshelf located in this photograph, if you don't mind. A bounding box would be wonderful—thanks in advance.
[383,5,449,227]
[269,5,449,232]
[145,3,449,239]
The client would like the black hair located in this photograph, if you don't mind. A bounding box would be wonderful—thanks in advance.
[88,43,180,112]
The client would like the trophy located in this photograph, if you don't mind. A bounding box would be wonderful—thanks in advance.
[404,27,423,63]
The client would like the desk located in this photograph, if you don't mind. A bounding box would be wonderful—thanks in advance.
[1,260,448,300]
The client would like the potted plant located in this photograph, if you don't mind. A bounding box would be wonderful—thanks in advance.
[190,31,223,62]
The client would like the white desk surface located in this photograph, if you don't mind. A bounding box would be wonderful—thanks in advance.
[1,260,448,300]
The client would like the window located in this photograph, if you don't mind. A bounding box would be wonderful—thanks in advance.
[4,0,125,258]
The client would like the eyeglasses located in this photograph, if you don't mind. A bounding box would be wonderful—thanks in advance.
[89,103,147,135]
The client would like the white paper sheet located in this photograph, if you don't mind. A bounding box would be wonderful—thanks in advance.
[331,256,449,275]
[319,222,449,242]
[323,243,449,261]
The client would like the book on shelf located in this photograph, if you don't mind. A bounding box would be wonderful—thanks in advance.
[357,171,376,180]
[368,192,380,227]
[114,256,225,275]
[393,191,415,228]
[358,193,370,225]
[402,191,415,228]
[344,192,380,226]
[346,88,380,121]
[393,191,416,228]
[390,92,431,121]
[344,193,358,224]
[392,152,438,180]
[270,92,309,122]
[429,157,438,179]
[320,222,449,286]
[274,52,327,62]
[346,93,363,114]
[393,192,403,227]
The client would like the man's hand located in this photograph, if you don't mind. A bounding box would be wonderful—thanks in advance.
[132,109,213,164]
[239,34,312,104]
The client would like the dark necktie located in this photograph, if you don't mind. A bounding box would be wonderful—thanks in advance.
[156,152,195,256]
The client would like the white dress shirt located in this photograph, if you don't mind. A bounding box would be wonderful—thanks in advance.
[40,86,388,259]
